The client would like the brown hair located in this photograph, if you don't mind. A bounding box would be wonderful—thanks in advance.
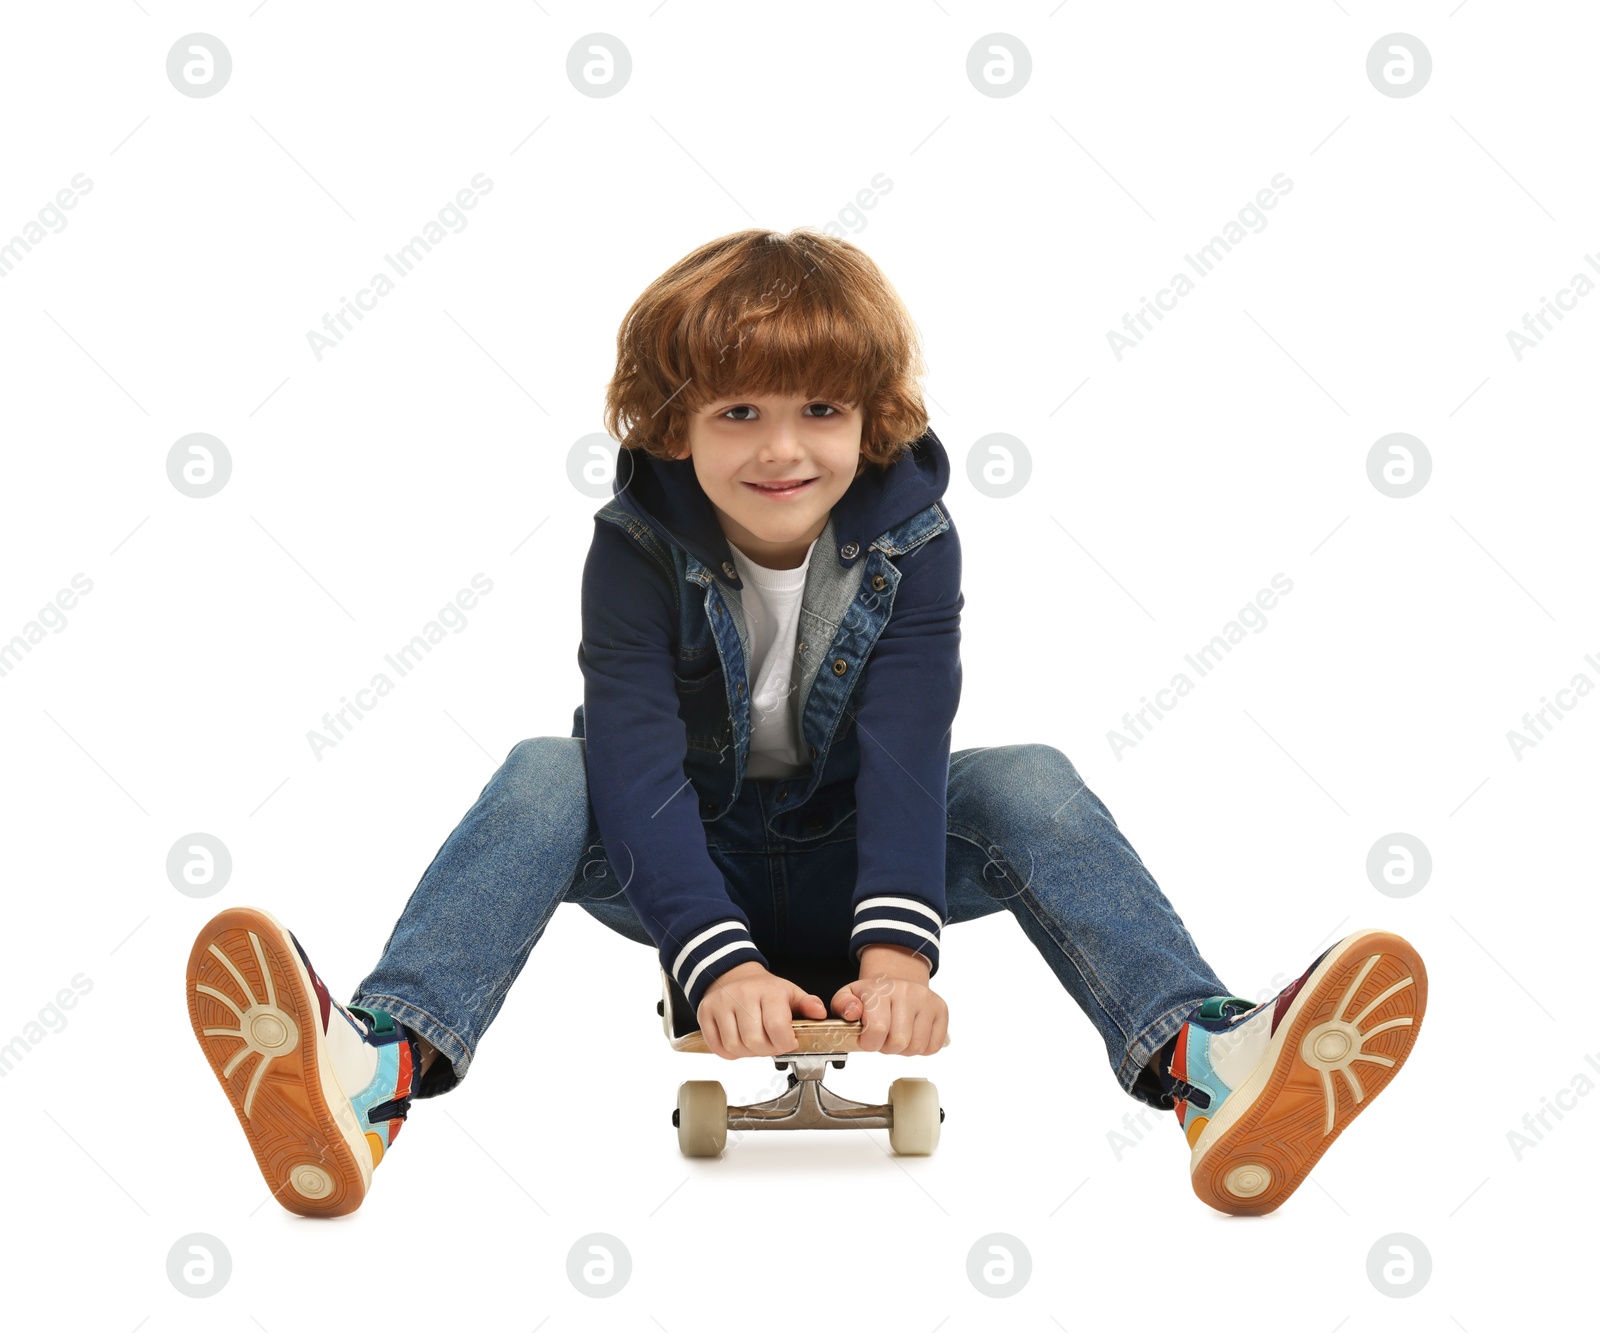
[603,229,929,474]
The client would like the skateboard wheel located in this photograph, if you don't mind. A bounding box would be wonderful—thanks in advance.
[676,1080,727,1157]
[888,1078,941,1155]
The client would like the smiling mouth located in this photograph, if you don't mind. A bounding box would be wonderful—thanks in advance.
[744,477,817,493]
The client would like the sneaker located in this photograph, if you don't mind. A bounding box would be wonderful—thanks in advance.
[1154,929,1427,1216]
[185,905,420,1217]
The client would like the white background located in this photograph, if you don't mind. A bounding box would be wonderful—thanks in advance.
[1,1,1592,1327]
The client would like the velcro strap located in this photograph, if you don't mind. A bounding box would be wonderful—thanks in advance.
[349,1004,397,1038]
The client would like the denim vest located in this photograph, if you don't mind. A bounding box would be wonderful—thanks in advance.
[571,499,953,839]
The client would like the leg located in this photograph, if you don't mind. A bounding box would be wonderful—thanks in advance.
[349,736,651,1098]
[942,743,1231,1100]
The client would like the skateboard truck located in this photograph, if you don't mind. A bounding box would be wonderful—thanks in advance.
[659,962,943,1158]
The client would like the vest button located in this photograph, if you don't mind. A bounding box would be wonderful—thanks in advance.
[737,682,745,695]
[722,560,737,579]
[832,657,848,676]
[808,744,817,759]
[840,541,859,559]
[778,789,789,800]
[871,574,886,591]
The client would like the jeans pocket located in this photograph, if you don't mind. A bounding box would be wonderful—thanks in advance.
[767,791,857,845]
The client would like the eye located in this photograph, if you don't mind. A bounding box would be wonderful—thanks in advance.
[716,401,843,421]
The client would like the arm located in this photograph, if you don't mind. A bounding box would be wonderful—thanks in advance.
[578,518,769,1012]
[845,514,964,979]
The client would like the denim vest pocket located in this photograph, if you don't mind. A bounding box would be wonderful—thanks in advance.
[670,649,721,690]
[674,661,733,757]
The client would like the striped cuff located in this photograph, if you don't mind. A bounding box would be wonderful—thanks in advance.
[850,895,943,976]
[669,919,769,1014]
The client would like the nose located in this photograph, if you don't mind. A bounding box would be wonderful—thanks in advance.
[758,419,806,461]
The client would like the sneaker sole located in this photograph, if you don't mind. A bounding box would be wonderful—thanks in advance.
[185,906,374,1217]
[1188,930,1427,1216]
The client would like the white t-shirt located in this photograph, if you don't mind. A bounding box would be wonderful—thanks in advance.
[728,536,819,780]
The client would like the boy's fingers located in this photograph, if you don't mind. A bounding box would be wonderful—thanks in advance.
[880,998,912,1055]
[714,1006,746,1059]
[790,984,824,1018]
[729,999,762,1057]
[702,1011,727,1059]
[762,993,796,1054]
[858,992,891,1052]
[910,1007,934,1057]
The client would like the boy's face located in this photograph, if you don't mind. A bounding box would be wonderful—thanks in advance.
[667,392,862,569]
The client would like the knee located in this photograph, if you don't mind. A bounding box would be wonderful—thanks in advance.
[1008,742,1082,782]
[497,736,585,809]
[1003,743,1095,832]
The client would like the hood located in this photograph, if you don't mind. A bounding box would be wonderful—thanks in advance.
[608,425,951,586]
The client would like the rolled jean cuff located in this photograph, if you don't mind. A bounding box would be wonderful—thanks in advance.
[351,992,470,1099]
[1115,995,1210,1099]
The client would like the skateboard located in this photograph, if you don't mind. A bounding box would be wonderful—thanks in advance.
[658,950,943,1157]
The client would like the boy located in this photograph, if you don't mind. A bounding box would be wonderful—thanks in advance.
[186,229,1426,1219]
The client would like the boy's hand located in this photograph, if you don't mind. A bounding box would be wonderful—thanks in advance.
[697,961,827,1059]
[831,944,950,1056]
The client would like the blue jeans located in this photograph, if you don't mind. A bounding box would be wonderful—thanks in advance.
[350,738,1230,1104]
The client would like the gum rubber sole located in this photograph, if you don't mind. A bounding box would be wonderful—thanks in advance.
[1189,930,1427,1217]
[185,906,371,1218]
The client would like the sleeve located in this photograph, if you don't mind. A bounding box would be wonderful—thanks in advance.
[845,515,963,978]
[578,518,770,1012]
